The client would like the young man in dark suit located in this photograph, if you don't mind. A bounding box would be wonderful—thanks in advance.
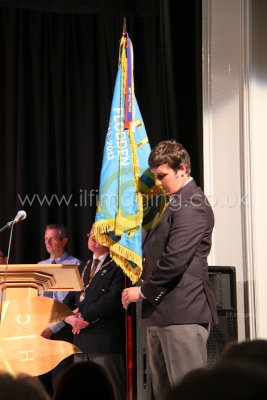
[64,226,126,400]
[122,140,218,400]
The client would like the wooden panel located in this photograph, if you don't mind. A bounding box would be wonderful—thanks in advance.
[0,264,83,294]
[2,288,38,301]
[0,297,81,376]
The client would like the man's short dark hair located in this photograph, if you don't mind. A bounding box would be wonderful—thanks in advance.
[148,140,191,175]
[45,223,69,240]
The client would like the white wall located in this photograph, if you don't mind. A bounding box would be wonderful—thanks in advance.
[203,0,267,339]
[249,0,267,338]
[203,0,250,340]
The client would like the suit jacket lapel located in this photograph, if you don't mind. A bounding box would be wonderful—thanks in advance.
[142,203,171,248]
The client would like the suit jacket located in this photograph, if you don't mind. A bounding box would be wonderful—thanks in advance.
[141,179,218,326]
[64,256,125,354]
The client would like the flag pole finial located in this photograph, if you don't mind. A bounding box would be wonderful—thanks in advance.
[123,17,127,34]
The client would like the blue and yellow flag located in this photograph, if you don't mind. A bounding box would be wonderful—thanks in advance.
[94,32,155,284]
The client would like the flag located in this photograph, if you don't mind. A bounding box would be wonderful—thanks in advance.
[94,31,155,284]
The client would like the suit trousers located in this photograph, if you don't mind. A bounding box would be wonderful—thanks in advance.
[74,352,126,400]
[38,326,73,396]
[147,324,209,400]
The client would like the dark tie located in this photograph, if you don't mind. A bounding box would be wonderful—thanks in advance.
[44,259,57,298]
[90,258,100,279]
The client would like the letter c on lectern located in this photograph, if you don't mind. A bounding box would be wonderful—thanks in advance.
[17,314,31,325]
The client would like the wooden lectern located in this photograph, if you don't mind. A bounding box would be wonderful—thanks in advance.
[0,264,83,376]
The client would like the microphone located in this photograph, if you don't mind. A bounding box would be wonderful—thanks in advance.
[0,210,27,233]
[13,210,27,223]
[0,209,27,324]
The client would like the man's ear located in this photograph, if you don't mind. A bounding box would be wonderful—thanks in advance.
[179,164,187,173]
[176,164,187,177]
[62,237,68,248]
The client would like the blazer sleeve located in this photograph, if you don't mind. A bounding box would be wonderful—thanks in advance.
[63,291,77,310]
[141,198,213,305]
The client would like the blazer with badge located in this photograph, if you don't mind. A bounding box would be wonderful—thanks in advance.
[64,255,125,354]
[141,179,218,326]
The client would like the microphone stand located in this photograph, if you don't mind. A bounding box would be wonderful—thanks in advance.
[0,221,15,324]
[0,221,13,233]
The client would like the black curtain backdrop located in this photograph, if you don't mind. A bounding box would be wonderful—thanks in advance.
[0,0,203,264]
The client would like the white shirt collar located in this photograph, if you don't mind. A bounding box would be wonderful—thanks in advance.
[184,176,193,186]
[93,252,109,267]
[92,252,109,276]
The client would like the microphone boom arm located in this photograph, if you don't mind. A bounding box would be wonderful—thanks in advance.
[0,221,13,233]
[0,211,27,233]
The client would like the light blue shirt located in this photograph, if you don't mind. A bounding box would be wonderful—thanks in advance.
[38,252,82,333]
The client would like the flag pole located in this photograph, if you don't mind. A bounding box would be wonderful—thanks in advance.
[123,16,127,34]
[121,17,134,400]
[125,277,134,400]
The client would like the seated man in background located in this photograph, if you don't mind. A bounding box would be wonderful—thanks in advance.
[38,223,82,395]
[64,225,126,400]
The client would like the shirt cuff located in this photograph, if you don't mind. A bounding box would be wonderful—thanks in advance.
[49,320,65,333]
[139,287,146,299]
